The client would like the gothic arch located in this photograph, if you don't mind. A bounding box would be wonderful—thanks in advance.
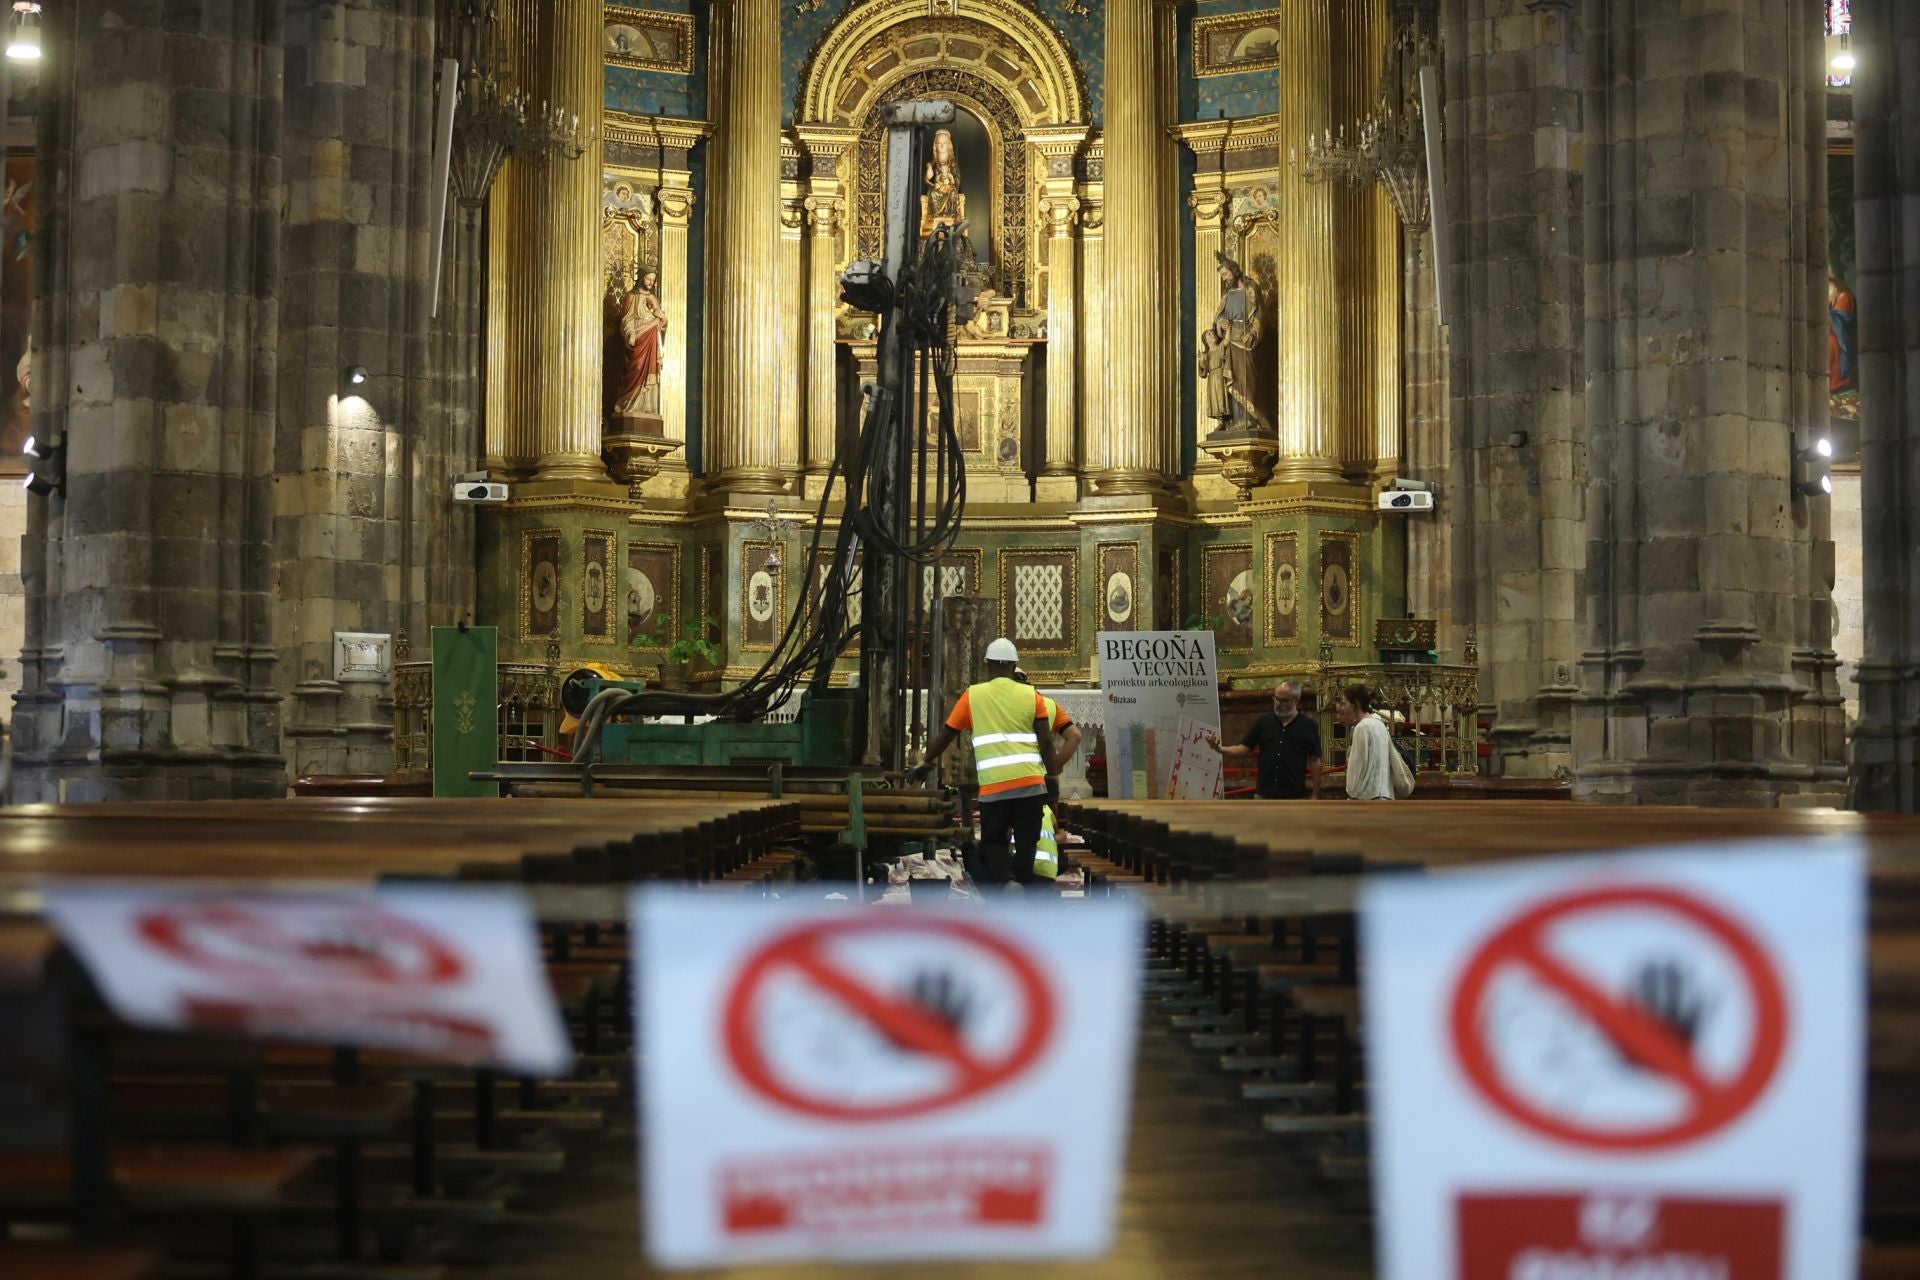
[796,0,1088,129]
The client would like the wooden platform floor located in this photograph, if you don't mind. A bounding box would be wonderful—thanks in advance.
[463,1010,1376,1279]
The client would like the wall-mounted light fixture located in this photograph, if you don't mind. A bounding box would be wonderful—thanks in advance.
[1792,432,1833,499]
[5,3,40,62]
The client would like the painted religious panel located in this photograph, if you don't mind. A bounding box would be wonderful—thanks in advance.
[0,151,31,470]
[1098,542,1140,630]
[741,541,784,652]
[812,548,862,656]
[998,548,1078,658]
[1193,11,1283,77]
[1155,543,1182,632]
[521,530,563,641]
[921,548,983,612]
[1319,531,1359,646]
[582,531,616,645]
[928,387,984,453]
[1204,544,1255,651]
[1265,532,1299,644]
[626,541,680,649]
[603,7,694,74]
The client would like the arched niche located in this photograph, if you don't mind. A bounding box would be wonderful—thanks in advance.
[797,0,1088,309]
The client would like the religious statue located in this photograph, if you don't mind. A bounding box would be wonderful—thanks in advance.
[1199,323,1234,428]
[1830,276,1858,404]
[1209,252,1274,435]
[920,128,965,237]
[611,267,666,420]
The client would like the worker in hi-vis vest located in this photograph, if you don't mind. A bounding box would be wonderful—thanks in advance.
[1033,803,1062,884]
[1013,667,1084,809]
[908,637,1058,890]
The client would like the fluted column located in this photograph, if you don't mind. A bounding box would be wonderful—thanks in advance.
[1275,0,1342,479]
[658,181,695,447]
[531,0,606,482]
[706,0,789,494]
[1078,141,1106,477]
[797,127,858,497]
[1029,125,1088,502]
[1095,0,1178,494]
[487,0,537,476]
[1188,181,1229,437]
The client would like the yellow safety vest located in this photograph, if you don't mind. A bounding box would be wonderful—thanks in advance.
[1035,805,1061,879]
[968,677,1047,800]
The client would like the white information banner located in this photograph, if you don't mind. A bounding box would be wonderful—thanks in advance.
[1094,630,1223,799]
[634,892,1142,1268]
[1362,845,1865,1280]
[42,883,572,1076]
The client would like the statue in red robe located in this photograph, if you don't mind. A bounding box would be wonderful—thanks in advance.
[612,269,666,419]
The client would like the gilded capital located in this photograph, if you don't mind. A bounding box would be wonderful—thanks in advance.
[804,195,844,233]
[657,186,695,225]
[1189,189,1230,226]
[1041,195,1082,235]
[780,199,806,232]
[1080,201,1106,232]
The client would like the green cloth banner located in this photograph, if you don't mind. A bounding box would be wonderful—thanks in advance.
[432,626,500,798]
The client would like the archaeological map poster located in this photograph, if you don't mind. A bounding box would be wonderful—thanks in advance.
[1095,631,1224,801]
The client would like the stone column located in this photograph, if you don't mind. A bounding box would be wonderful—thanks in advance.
[1274,0,1343,480]
[14,0,289,800]
[1403,228,1454,650]
[778,139,807,490]
[705,0,789,495]
[1028,126,1089,502]
[530,0,606,483]
[1443,0,1584,776]
[1573,0,1839,805]
[797,126,858,497]
[1094,0,1177,494]
[1844,0,1920,809]
[1078,140,1107,474]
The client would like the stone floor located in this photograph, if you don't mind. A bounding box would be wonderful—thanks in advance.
[463,1013,1377,1280]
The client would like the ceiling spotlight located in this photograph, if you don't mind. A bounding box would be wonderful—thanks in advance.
[6,3,39,62]
[345,365,368,386]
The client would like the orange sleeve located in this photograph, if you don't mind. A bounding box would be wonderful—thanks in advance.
[946,690,973,730]
[1032,692,1047,720]
[1051,704,1073,732]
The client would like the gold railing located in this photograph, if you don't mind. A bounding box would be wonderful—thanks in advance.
[1307,631,1482,777]
[391,661,563,775]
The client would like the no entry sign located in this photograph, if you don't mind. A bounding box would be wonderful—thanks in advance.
[634,892,1141,1268]
[1363,845,1864,1280]
[43,884,571,1076]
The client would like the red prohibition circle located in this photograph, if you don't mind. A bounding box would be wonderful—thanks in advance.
[723,915,1056,1122]
[136,899,467,989]
[1449,884,1788,1152]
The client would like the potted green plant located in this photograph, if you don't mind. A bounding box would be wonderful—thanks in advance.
[658,614,722,691]
[1183,611,1224,634]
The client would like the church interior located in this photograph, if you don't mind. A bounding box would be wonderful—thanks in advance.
[0,1,1917,1278]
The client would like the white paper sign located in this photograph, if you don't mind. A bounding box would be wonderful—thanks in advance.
[634,892,1142,1267]
[42,883,572,1076]
[1362,845,1865,1280]
[1095,631,1222,799]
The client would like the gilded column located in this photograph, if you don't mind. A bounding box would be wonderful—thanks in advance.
[1079,177,1106,476]
[1372,182,1403,478]
[1275,0,1342,480]
[658,180,695,448]
[484,177,513,474]
[487,0,537,476]
[1189,176,1230,438]
[1095,0,1178,493]
[1029,125,1088,502]
[797,127,858,497]
[706,0,789,494]
[532,0,607,483]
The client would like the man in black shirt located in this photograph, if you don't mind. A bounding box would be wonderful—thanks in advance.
[1204,680,1322,799]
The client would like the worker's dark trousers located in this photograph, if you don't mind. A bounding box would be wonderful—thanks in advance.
[975,794,1045,891]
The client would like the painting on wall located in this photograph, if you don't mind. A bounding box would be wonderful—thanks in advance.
[1265,531,1299,644]
[0,151,32,473]
[582,531,616,644]
[626,541,680,648]
[1320,531,1359,646]
[603,7,695,74]
[1193,10,1283,78]
[1155,543,1181,632]
[1098,542,1139,630]
[699,544,725,651]
[812,548,862,656]
[1204,544,1254,651]
[930,387,984,453]
[742,541,784,651]
[522,530,563,641]
[999,548,1078,659]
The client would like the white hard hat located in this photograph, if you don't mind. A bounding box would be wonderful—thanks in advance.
[986,637,1019,663]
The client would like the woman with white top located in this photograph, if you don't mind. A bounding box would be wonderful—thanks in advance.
[1338,684,1397,800]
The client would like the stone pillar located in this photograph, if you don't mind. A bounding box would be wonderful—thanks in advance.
[1442,0,1584,776]
[1093,0,1177,494]
[1274,0,1343,480]
[778,139,806,490]
[1403,228,1454,651]
[705,0,789,495]
[14,0,288,800]
[530,0,606,483]
[1573,0,1838,805]
[1029,126,1089,502]
[1844,0,1920,808]
[1078,141,1107,474]
[797,126,858,498]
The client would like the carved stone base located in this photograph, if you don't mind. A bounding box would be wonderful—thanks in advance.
[1198,431,1280,501]
[603,416,684,502]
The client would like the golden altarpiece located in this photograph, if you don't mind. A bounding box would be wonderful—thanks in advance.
[472,0,1463,741]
